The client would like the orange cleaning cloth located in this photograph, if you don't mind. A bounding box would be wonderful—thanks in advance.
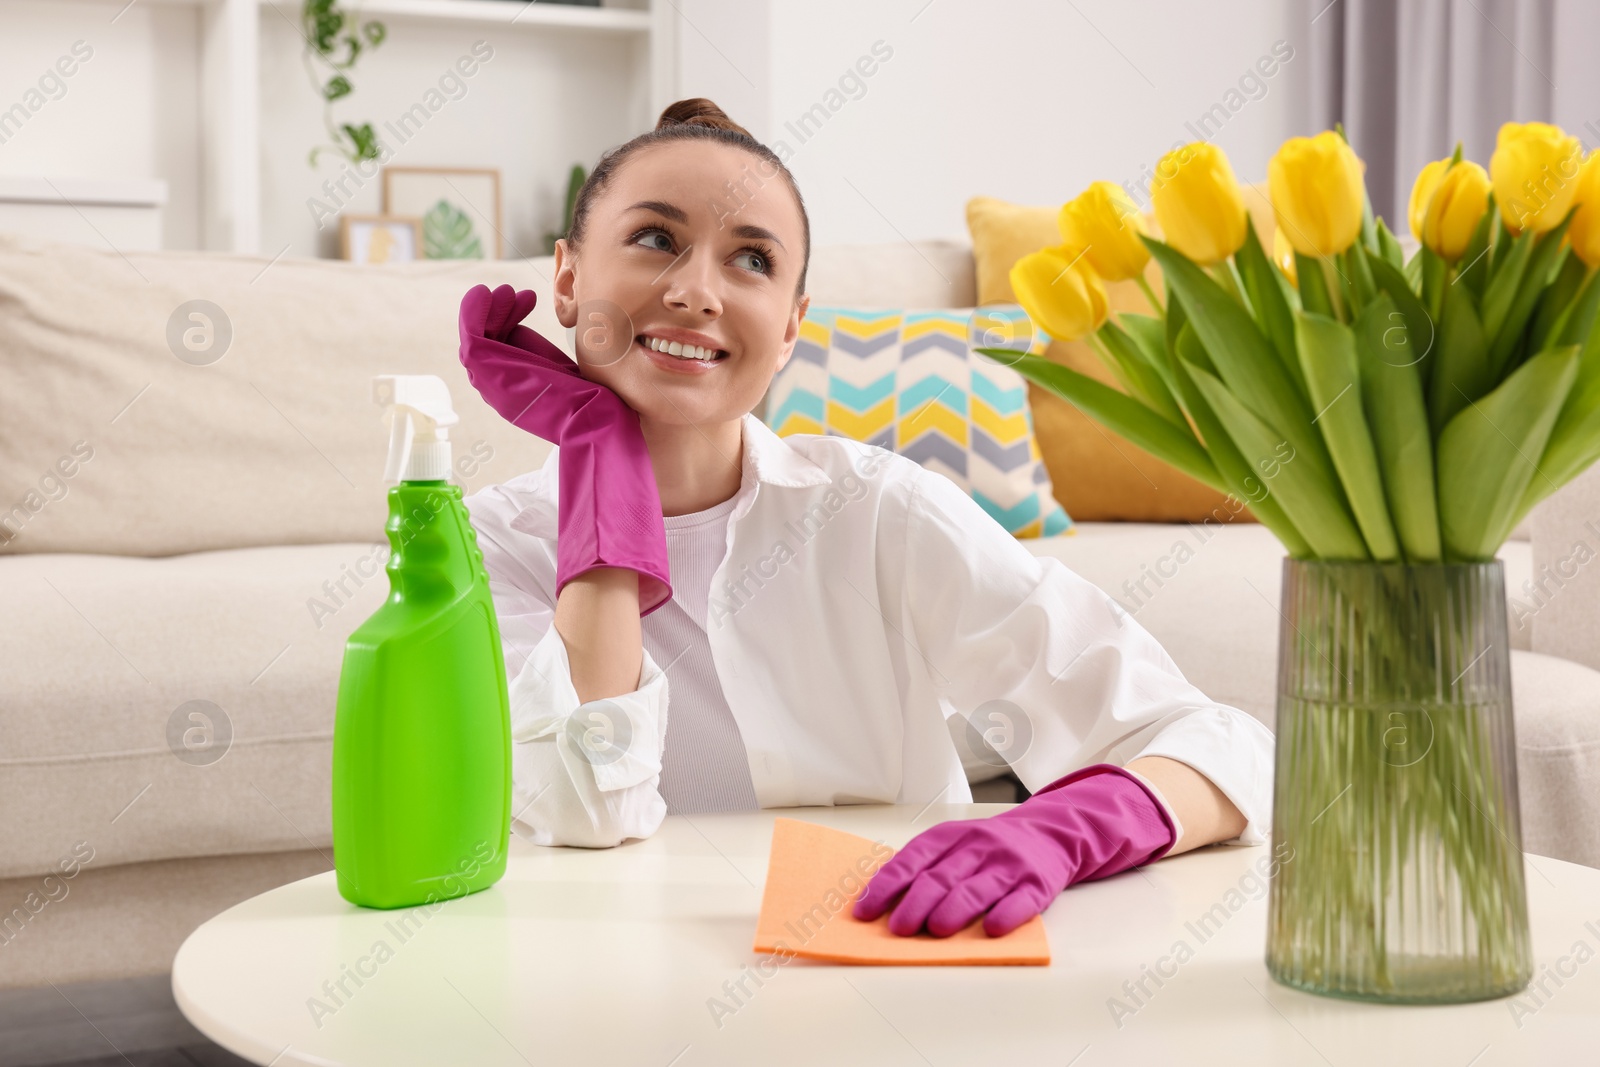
[751,817,1050,966]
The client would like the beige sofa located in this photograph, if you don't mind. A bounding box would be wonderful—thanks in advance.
[2,232,1597,992]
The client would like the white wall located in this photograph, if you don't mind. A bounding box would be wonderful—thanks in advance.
[0,0,201,250]
[0,0,652,256]
[4,0,1318,255]
[677,0,1316,246]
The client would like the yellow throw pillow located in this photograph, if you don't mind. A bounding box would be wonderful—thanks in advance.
[965,185,1278,524]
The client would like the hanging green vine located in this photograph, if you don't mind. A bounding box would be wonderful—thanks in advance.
[302,0,387,167]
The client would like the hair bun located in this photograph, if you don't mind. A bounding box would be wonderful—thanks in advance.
[656,97,751,138]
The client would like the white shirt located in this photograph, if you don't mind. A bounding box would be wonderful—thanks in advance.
[463,412,1273,850]
[651,494,760,814]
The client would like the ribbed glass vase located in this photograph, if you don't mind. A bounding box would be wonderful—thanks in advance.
[1265,558,1533,1003]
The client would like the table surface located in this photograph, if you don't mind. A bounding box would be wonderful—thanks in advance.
[172,804,1600,1066]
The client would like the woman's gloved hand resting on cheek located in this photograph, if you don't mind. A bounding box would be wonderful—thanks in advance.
[852,764,1179,938]
[457,283,672,616]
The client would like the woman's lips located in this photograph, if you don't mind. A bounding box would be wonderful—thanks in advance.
[637,336,725,375]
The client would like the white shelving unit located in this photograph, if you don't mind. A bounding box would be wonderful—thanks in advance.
[330,0,652,31]
[48,0,674,253]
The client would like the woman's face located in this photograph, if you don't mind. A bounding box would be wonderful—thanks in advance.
[551,140,809,427]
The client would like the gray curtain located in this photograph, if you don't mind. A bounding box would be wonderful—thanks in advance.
[1306,0,1591,226]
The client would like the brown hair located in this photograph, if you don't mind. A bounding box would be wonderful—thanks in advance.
[565,98,811,298]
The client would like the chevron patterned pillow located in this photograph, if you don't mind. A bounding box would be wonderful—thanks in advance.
[763,305,1074,539]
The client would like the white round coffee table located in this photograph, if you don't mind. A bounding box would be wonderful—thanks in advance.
[173,804,1600,1066]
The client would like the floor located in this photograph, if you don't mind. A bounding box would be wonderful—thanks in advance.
[0,973,252,1067]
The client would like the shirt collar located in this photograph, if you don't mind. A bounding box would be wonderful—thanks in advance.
[739,411,833,489]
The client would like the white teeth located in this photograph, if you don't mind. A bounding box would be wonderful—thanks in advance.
[643,336,721,361]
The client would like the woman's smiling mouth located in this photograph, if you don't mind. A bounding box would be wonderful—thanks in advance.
[635,330,729,374]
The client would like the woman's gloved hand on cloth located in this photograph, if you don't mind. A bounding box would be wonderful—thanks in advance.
[852,764,1179,938]
[458,283,672,616]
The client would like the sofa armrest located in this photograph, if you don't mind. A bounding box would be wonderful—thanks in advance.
[1528,462,1600,672]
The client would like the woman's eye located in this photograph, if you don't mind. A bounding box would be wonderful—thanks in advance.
[733,250,768,274]
[636,230,674,253]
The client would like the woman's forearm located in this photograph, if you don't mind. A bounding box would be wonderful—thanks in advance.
[552,567,644,704]
[1124,755,1248,856]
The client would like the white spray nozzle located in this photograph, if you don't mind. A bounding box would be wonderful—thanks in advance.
[374,374,461,484]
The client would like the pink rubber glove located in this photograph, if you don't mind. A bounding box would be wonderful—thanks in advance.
[852,764,1178,937]
[458,283,672,616]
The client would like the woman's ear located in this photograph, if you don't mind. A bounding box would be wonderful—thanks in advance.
[775,293,810,373]
[552,238,578,328]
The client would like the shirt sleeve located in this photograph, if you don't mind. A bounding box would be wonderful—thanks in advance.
[467,483,672,849]
[901,467,1274,847]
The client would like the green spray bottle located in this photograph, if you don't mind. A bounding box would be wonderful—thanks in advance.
[332,374,511,909]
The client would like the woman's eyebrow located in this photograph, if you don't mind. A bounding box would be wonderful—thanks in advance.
[626,200,787,251]
[627,199,689,224]
[731,223,786,250]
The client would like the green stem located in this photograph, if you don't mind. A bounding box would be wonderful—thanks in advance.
[1208,260,1248,309]
[1135,274,1164,316]
[1319,255,1346,321]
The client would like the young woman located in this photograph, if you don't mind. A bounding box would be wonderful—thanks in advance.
[461,98,1273,939]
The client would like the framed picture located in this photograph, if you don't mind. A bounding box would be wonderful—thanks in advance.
[382,166,503,260]
[339,215,422,264]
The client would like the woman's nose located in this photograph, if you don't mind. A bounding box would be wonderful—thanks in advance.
[660,245,723,317]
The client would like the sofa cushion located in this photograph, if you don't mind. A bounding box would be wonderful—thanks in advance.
[1529,461,1600,672]
[0,545,388,880]
[0,233,560,556]
[1509,650,1600,869]
[765,305,1073,538]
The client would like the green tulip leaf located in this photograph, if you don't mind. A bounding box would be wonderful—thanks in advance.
[1518,274,1600,516]
[1456,199,1496,302]
[1436,342,1580,560]
[973,348,1223,493]
[1354,293,1442,561]
[1119,312,1181,402]
[1428,283,1495,437]
[1294,310,1400,560]
[1528,250,1590,353]
[1341,241,1378,313]
[1375,218,1405,272]
[1097,319,1189,429]
[1172,325,1312,556]
[1235,218,1308,402]
[1478,227,1535,345]
[1143,237,1342,501]
[1182,347,1369,559]
[1294,250,1335,318]
[1486,213,1577,378]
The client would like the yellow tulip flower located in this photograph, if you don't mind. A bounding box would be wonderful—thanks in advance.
[1568,150,1600,269]
[1010,244,1109,343]
[1272,226,1297,285]
[1490,121,1584,234]
[1408,158,1448,243]
[1149,142,1248,265]
[1418,160,1491,263]
[1059,181,1150,282]
[1268,131,1366,257]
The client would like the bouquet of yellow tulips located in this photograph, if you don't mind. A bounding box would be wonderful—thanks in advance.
[985,123,1600,563]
